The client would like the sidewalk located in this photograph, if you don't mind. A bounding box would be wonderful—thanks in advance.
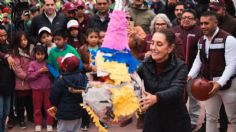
[8,118,142,132]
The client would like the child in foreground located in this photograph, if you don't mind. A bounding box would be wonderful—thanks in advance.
[49,53,87,132]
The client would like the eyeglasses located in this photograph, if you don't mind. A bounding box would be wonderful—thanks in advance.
[97,2,107,5]
[155,23,167,26]
[181,16,195,20]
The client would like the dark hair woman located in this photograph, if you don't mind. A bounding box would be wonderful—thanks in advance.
[137,28,191,132]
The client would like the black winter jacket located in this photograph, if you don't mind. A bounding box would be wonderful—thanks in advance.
[87,13,110,31]
[137,54,191,132]
[0,43,15,96]
[29,12,67,43]
[50,72,87,120]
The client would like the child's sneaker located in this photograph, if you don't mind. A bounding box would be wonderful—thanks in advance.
[19,121,26,129]
[47,125,53,132]
[80,124,89,131]
[35,125,41,132]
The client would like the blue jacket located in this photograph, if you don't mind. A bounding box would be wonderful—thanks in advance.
[50,71,87,120]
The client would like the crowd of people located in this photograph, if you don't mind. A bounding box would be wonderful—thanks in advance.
[0,0,236,132]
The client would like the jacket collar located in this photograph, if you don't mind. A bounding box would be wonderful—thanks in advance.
[44,11,56,19]
[18,44,34,59]
[144,53,177,75]
[55,44,68,52]
[42,11,59,21]
[61,71,80,76]
[94,12,110,21]
[203,27,219,41]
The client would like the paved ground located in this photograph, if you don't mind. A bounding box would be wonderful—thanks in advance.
[8,102,207,132]
[8,118,142,132]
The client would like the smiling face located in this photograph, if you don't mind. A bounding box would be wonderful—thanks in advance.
[150,32,174,63]
[180,12,196,29]
[200,16,218,37]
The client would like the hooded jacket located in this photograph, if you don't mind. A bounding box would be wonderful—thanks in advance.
[50,71,87,120]
[13,45,34,91]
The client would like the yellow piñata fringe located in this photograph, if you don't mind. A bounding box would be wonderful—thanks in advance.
[80,104,108,132]
[110,85,140,122]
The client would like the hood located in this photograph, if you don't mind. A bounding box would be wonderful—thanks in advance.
[62,72,88,89]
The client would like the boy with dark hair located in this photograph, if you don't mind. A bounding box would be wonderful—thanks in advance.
[47,29,82,79]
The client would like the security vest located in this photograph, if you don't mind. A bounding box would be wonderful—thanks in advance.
[198,29,233,90]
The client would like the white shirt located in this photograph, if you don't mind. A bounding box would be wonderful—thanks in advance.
[44,12,56,24]
[188,27,236,87]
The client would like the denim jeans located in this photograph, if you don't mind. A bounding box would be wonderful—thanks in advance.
[0,95,11,132]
